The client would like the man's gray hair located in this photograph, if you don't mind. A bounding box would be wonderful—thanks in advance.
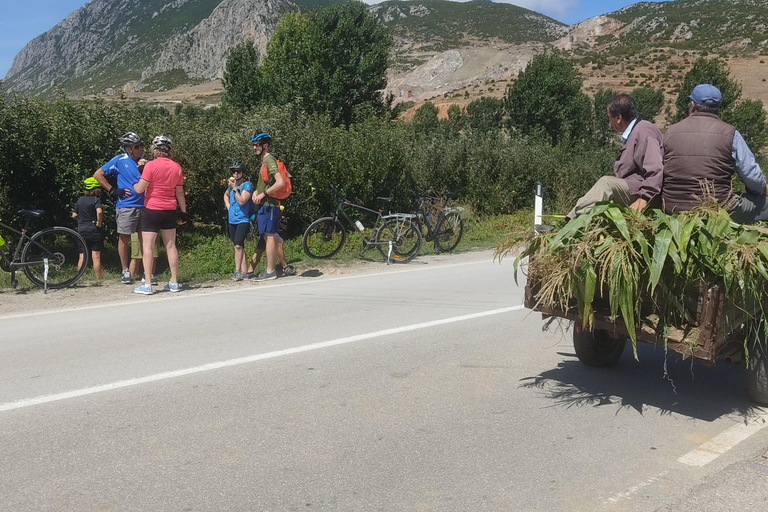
[692,101,720,115]
[607,94,639,121]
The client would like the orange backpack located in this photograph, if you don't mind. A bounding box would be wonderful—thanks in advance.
[261,158,292,200]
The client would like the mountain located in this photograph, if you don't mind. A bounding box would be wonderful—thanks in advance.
[4,0,768,100]
[3,0,566,95]
[4,0,296,94]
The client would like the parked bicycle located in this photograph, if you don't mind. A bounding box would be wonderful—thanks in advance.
[410,191,465,253]
[0,210,89,290]
[302,185,422,263]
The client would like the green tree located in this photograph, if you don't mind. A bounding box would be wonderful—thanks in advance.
[466,97,504,134]
[592,88,614,145]
[446,104,466,134]
[631,86,664,123]
[730,99,768,152]
[505,53,592,145]
[256,2,392,126]
[221,39,262,112]
[673,58,741,123]
[412,102,439,135]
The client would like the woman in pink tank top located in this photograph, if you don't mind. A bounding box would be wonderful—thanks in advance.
[132,136,187,295]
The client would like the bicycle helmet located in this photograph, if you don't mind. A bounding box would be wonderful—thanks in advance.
[229,160,247,172]
[119,132,142,148]
[152,135,172,152]
[251,132,272,145]
[84,177,100,190]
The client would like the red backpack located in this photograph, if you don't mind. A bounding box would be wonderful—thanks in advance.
[261,158,292,200]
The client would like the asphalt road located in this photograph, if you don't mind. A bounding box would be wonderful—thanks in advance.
[1,251,767,511]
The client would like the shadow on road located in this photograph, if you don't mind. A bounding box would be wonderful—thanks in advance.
[520,341,760,422]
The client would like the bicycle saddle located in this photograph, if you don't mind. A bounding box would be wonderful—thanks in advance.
[18,209,45,218]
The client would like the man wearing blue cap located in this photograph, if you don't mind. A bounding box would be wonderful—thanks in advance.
[663,84,768,221]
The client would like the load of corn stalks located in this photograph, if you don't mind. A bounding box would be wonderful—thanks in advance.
[497,201,768,357]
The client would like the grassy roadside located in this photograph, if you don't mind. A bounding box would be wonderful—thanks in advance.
[0,211,531,291]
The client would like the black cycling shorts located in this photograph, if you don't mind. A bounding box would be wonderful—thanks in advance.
[228,222,251,246]
[139,209,177,232]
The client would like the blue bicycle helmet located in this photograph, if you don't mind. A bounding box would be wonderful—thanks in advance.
[251,132,272,145]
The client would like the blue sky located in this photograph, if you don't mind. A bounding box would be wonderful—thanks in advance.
[1,0,666,79]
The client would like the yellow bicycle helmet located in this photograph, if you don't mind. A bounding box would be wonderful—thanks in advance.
[84,177,100,190]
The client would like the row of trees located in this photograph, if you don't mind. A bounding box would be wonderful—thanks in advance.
[2,2,766,237]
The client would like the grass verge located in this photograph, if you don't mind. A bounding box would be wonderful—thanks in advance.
[0,211,531,291]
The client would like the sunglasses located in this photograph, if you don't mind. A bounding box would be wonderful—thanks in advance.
[232,169,243,174]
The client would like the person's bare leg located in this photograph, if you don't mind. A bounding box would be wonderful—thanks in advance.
[277,243,287,268]
[265,234,277,273]
[234,244,246,273]
[160,228,179,283]
[92,251,102,279]
[118,234,131,271]
[248,249,264,274]
[141,231,158,285]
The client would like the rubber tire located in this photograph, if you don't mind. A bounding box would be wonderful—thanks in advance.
[434,212,464,253]
[746,335,768,406]
[375,218,423,263]
[302,217,346,259]
[21,227,88,289]
[573,324,627,367]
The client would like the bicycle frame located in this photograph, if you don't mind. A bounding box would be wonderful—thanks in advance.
[0,218,41,270]
[328,186,412,251]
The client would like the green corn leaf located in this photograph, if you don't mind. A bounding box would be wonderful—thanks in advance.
[632,230,651,267]
[618,282,638,358]
[604,206,631,241]
[582,264,597,330]
[677,215,699,262]
[755,258,768,281]
[550,214,590,250]
[736,229,761,245]
[650,228,673,293]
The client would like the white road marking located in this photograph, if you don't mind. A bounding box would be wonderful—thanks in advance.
[0,256,501,320]
[678,409,768,467]
[0,305,525,413]
[604,471,669,504]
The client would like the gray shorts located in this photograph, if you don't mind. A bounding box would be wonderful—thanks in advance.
[116,207,143,235]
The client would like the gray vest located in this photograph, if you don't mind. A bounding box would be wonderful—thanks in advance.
[662,112,735,213]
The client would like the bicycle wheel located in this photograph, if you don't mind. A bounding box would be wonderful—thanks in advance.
[21,227,88,288]
[375,217,423,263]
[302,217,346,258]
[434,212,464,253]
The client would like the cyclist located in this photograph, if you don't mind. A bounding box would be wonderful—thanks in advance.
[133,136,187,294]
[250,131,285,281]
[93,132,146,284]
[224,161,253,280]
[72,177,104,279]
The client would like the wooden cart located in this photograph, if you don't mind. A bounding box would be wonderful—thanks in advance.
[524,278,768,405]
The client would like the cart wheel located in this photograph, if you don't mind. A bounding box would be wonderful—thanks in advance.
[573,323,626,367]
[746,337,768,406]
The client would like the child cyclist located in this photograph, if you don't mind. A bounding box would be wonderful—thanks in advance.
[224,161,253,280]
[72,177,104,279]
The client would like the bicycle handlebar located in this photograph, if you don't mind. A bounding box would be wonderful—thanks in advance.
[329,184,347,202]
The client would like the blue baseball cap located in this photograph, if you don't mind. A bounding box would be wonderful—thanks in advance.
[689,84,722,108]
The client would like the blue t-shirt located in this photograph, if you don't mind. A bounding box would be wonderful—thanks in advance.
[228,181,254,224]
[101,153,145,208]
